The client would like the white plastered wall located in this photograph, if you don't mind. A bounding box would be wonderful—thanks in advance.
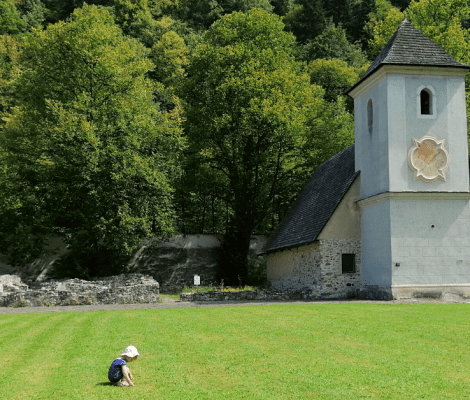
[354,76,390,199]
[390,198,470,297]
[387,72,469,192]
[359,199,392,288]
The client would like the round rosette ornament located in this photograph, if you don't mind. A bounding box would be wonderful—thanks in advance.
[407,136,450,182]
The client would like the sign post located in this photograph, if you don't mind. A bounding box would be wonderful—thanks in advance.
[193,275,200,292]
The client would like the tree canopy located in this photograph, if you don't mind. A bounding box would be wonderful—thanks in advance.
[2,0,470,281]
[0,5,185,277]
[181,9,353,284]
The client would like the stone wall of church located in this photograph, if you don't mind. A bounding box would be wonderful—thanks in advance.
[266,242,322,291]
[267,239,362,298]
[317,239,362,298]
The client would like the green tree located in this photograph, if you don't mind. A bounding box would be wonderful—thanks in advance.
[41,0,115,24]
[307,58,359,111]
[182,9,333,284]
[406,0,470,64]
[0,0,26,34]
[148,30,189,112]
[298,23,367,67]
[18,0,47,31]
[150,30,189,87]
[0,35,22,117]
[303,93,354,171]
[0,5,185,277]
[113,0,157,47]
[347,0,376,47]
[175,160,230,235]
[270,0,294,16]
[146,0,176,19]
[389,0,410,11]
[173,0,273,31]
[365,0,404,58]
[283,0,327,43]
[321,0,350,28]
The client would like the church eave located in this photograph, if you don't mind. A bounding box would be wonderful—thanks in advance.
[263,240,320,255]
[347,63,470,98]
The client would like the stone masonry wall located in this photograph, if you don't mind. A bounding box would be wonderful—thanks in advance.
[267,242,322,291]
[0,273,159,307]
[268,239,362,299]
[180,289,322,302]
[179,285,364,302]
[317,239,362,298]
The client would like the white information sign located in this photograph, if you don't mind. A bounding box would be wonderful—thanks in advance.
[193,275,200,286]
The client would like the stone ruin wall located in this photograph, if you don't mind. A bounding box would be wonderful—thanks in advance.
[0,235,268,294]
[0,273,159,307]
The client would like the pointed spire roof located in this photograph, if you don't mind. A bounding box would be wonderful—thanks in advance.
[348,19,470,94]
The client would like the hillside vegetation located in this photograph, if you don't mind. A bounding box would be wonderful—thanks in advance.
[1,0,469,283]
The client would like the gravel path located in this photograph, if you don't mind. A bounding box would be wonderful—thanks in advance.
[1,292,469,314]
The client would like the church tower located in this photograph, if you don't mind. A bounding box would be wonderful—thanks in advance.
[347,20,470,299]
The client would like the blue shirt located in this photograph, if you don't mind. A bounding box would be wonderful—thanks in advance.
[108,358,127,383]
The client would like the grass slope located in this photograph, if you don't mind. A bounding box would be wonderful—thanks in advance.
[1,304,469,399]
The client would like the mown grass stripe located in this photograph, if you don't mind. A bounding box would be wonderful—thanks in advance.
[0,304,469,400]
[2,312,91,400]
[1,313,75,367]
[0,313,60,343]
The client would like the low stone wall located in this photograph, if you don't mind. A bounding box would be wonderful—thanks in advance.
[0,273,159,307]
[180,287,365,302]
[0,274,29,293]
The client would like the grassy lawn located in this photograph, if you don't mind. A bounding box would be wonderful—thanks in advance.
[1,304,469,399]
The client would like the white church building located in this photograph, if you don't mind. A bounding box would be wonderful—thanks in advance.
[265,20,470,300]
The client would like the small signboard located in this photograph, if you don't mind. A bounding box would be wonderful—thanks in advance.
[193,275,200,286]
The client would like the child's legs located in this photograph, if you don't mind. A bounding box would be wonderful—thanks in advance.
[115,365,132,386]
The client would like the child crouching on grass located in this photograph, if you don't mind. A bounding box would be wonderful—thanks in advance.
[108,345,141,386]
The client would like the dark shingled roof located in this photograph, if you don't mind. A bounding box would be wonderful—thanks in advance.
[347,19,470,94]
[265,145,358,254]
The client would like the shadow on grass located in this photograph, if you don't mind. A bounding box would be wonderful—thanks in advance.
[96,382,114,386]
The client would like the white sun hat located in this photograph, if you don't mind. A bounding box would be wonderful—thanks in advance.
[120,345,141,358]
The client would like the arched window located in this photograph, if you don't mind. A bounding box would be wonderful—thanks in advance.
[367,99,373,135]
[420,89,432,115]
[417,85,437,119]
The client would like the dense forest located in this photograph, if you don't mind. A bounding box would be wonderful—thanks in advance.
[1,0,470,284]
